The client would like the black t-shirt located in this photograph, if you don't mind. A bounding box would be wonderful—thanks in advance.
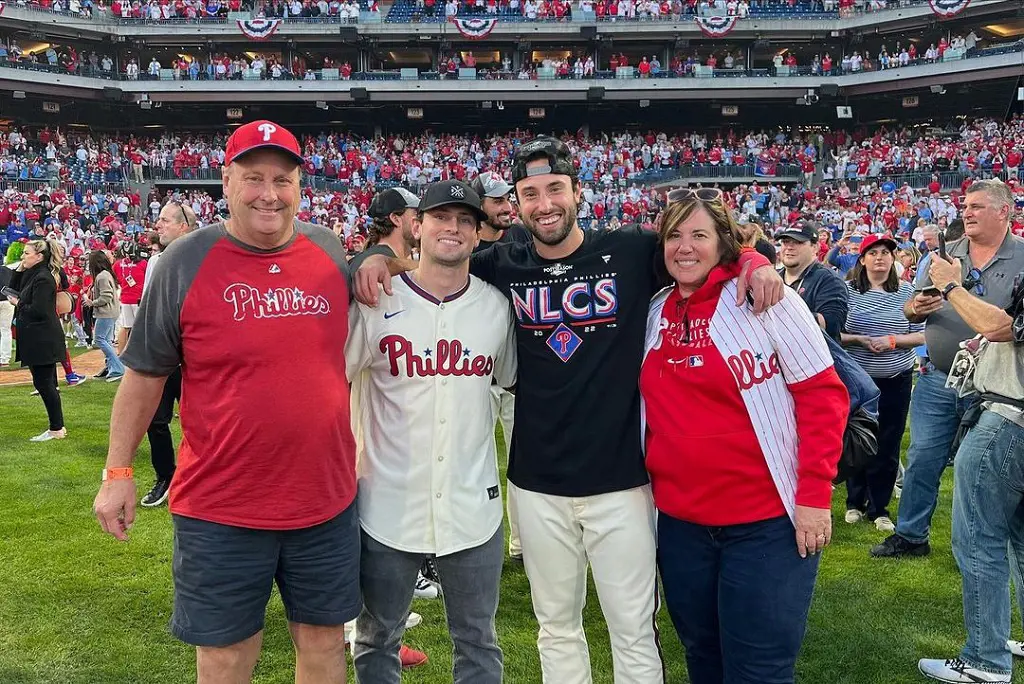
[472,222,532,254]
[470,226,661,497]
[348,243,396,272]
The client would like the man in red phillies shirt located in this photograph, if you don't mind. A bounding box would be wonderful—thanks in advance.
[93,120,360,684]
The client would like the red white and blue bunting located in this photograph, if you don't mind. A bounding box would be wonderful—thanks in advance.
[237,17,283,40]
[694,15,739,38]
[447,16,498,39]
[927,0,970,18]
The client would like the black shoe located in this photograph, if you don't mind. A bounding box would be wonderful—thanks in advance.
[420,557,441,584]
[870,534,930,558]
[140,478,171,507]
[93,368,109,379]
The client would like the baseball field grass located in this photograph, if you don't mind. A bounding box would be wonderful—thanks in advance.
[0,379,1019,683]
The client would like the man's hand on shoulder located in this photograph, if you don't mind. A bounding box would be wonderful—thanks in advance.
[737,260,785,314]
[354,254,393,307]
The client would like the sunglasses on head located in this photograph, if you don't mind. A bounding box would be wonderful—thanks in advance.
[667,188,724,204]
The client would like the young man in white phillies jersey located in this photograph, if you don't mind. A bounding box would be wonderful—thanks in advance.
[346,179,517,684]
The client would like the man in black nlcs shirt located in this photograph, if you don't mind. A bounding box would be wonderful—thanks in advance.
[354,137,783,684]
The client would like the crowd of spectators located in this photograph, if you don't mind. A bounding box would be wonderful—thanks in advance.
[2,116,1023,191]
[4,0,946,21]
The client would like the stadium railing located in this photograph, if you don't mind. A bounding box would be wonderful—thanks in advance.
[5,39,1018,83]
[3,0,963,22]
[0,178,129,195]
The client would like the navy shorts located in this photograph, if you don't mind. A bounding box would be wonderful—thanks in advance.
[170,500,361,647]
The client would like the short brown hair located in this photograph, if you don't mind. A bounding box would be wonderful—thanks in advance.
[657,199,742,265]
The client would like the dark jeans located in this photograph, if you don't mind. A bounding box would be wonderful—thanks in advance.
[658,513,820,684]
[82,305,94,343]
[30,364,64,431]
[147,367,181,481]
[353,527,504,683]
[846,369,914,519]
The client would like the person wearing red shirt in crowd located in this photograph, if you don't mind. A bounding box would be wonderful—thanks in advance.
[821,52,833,74]
[637,56,651,78]
[641,193,847,684]
[609,53,620,70]
[785,52,797,67]
[94,120,360,684]
[111,240,148,356]
[928,176,941,195]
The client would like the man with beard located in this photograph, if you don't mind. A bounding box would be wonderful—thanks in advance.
[137,199,197,508]
[470,171,531,253]
[353,136,783,684]
[348,187,420,272]
[470,170,528,561]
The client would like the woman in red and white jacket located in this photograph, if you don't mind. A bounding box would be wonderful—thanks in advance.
[640,189,849,684]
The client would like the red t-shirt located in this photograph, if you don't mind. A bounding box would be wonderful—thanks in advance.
[113,258,148,305]
[119,224,356,530]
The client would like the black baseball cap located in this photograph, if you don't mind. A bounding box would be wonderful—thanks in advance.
[418,180,488,223]
[368,187,420,220]
[511,136,578,185]
[778,220,820,243]
[470,171,513,199]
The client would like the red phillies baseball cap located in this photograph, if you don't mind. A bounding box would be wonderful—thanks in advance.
[224,120,304,167]
[859,233,899,255]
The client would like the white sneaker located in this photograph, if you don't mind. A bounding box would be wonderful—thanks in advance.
[845,509,864,524]
[874,516,896,533]
[1007,640,1024,658]
[918,657,1010,683]
[413,572,440,599]
[29,428,67,442]
[405,612,422,630]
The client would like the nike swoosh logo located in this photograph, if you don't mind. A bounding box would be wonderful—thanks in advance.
[383,311,405,320]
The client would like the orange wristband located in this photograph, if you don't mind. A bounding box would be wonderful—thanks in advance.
[888,335,896,350]
[102,467,134,481]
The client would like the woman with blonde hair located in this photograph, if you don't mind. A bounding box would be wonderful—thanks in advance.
[641,189,848,683]
[5,238,68,441]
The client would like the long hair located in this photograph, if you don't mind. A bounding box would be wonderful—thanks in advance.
[848,247,900,294]
[88,249,115,282]
[25,238,63,284]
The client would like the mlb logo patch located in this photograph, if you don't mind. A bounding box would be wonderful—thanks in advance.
[688,355,704,368]
[546,323,582,363]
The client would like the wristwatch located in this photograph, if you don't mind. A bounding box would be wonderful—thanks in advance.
[941,282,960,300]
[102,467,134,481]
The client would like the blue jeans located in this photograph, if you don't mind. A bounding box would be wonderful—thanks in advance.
[353,527,504,684]
[657,514,820,684]
[93,317,124,376]
[952,410,1024,675]
[895,363,977,544]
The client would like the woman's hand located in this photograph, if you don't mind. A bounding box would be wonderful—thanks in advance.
[794,504,832,558]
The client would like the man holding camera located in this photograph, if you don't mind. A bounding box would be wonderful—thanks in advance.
[872,179,1024,560]
[917,251,1024,683]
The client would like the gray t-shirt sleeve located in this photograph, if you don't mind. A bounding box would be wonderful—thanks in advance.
[121,226,221,376]
[296,222,353,301]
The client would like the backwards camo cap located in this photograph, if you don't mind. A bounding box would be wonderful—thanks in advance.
[510,136,578,186]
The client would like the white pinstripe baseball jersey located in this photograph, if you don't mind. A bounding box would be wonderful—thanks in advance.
[642,282,836,523]
[346,271,517,556]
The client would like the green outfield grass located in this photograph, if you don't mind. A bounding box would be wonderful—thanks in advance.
[0,380,1019,683]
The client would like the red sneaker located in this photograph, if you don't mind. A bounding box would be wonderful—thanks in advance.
[400,644,428,669]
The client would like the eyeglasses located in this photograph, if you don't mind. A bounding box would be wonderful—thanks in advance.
[963,267,986,296]
[667,188,724,204]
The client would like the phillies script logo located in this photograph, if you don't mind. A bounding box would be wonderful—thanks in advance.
[727,349,782,390]
[223,283,330,321]
[380,335,494,378]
